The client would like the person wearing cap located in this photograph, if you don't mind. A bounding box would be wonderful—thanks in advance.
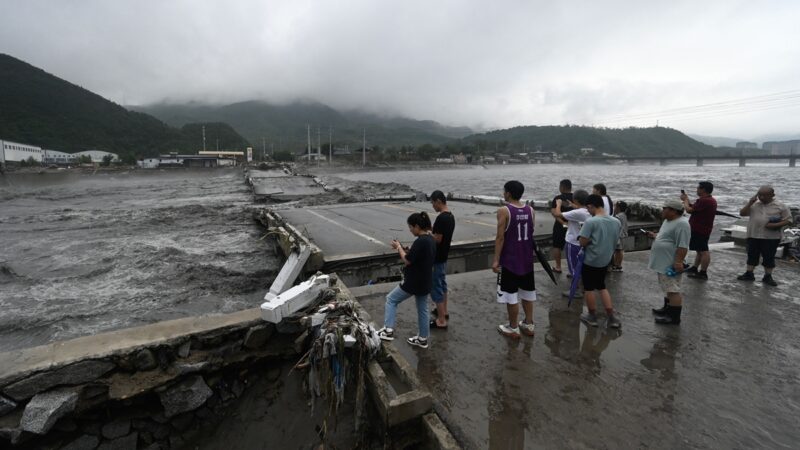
[681,181,718,280]
[737,185,792,286]
[646,199,691,325]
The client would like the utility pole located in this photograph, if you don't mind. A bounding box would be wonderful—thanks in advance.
[317,127,321,167]
[262,137,266,161]
[216,139,219,152]
[202,125,206,152]
[329,126,332,166]
[362,128,366,167]
[307,124,311,164]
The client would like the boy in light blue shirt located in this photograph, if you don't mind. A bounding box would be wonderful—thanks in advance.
[578,194,622,328]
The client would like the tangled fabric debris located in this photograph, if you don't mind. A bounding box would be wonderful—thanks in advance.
[290,285,381,441]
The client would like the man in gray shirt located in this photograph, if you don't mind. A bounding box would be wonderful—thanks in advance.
[647,200,690,325]
[737,185,792,286]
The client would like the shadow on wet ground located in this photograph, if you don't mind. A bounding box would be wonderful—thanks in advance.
[354,245,800,449]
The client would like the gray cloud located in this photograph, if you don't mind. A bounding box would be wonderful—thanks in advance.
[2,0,799,138]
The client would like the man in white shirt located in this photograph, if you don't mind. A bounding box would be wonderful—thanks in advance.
[737,186,792,286]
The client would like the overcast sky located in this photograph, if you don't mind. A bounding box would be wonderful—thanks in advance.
[2,0,799,138]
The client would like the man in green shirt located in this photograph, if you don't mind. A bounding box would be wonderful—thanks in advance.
[578,194,622,329]
[647,200,690,325]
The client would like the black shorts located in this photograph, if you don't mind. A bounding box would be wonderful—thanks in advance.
[746,238,780,268]
[581,264,608,291]
[552,222,567,248]
[689,233,710,252]
[497,268,536,293]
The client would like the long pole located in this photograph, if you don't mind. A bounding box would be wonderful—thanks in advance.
[329,127,332,166]
[307,124,311,164]
[202,125,206,152]
[362,128,366,167]
[317,127,321,167]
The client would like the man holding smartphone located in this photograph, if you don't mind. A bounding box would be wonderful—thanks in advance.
[680,181,717,280]
[737,186,791,286]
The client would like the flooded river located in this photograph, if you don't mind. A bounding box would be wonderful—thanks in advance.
[1,163,797,353]
[0,169,278,352]
[334,163,800,231]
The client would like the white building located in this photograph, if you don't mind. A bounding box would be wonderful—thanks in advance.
[73,150,119,163]
[42,149,77,165]
[1,139,43,164]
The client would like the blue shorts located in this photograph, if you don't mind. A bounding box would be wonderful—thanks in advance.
[431,262,448,303]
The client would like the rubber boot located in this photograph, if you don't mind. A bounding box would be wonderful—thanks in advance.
[655,306,681,325]
[651,297,669,315]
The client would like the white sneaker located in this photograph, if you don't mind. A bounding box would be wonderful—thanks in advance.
[497,324,520,339]
[519,321,535,336]
[406,335,429,349]
[377,327,394,341]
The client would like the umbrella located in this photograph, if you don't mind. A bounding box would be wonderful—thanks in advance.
[567,249,585,306]
[534,245,558,285]
[715,210,740,219]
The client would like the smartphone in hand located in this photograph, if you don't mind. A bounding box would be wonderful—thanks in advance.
[680,189,685,195]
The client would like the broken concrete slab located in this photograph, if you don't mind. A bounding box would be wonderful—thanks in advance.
[20,388,79,434]
[261,274,330,323]
[3,360,115,401]
[159,375,212,418]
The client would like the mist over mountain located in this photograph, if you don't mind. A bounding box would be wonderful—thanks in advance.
[132,101,473,151]
[0,54,249,159]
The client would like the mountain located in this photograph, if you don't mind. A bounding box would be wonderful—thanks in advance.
[133,101,473,151]
[687,134,748,148]
[0,54,249,159]
[463,125,715,156]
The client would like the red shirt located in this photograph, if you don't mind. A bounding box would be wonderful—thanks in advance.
[689,196,717,236]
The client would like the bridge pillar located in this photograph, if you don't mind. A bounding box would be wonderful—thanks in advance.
[660,158,668,166]
[696,158,704,167]
[790,156,796,167]
[739,158,746,167]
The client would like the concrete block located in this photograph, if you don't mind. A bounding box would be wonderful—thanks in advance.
[263,246,312,302]
[388,390,432,427]
[422,413,462,450]
[20,387,79,434]
[261,274,330,323]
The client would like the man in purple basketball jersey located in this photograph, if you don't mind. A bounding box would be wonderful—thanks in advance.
[492,180,536,339]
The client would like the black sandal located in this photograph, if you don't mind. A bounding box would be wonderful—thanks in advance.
[429,319,448,329]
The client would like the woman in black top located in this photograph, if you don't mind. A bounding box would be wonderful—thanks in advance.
[377,212,436,349]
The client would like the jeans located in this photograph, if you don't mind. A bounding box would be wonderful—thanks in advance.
[431,262,447,303]
[384,285,430,338]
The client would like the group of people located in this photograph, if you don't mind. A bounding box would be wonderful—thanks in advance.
[376,180,793,348]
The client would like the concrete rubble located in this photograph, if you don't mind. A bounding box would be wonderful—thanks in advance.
[20,387,79,434]
[3,360,115,401]
[159,376,214,418]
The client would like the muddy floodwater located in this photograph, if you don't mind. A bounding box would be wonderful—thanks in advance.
[0,169,279,352]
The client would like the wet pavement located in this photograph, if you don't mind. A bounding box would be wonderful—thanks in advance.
[353,244,800,449]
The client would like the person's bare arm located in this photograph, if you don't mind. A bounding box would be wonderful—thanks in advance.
[391,239,413,266]
[740,195,757,216]
[579,236,590,248]
[673,247,688,273]
[492,207,508,273]
[681,193,695,213]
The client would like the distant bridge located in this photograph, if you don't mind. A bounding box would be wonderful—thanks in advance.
[578,153,797,167]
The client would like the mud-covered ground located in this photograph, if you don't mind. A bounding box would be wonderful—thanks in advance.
[0,169,279,352]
